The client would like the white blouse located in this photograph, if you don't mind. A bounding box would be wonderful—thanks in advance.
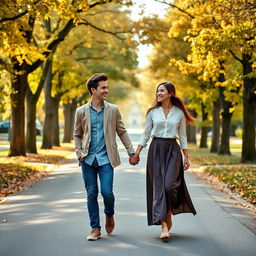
[138,106,188,149]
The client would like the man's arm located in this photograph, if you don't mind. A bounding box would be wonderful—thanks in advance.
[73,108,83,160]
[115,107,135,155]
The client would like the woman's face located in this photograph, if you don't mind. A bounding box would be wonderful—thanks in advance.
[157,85,172,103]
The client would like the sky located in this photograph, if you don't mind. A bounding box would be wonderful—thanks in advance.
[129,0,168,21]
[129,0,169,67]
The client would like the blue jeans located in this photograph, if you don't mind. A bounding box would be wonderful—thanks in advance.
[81,158,115,230]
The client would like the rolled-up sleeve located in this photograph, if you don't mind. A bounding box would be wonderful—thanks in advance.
[178,114,188,149]
[138,111,153,147]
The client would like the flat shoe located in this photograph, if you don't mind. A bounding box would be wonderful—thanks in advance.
[87,229,101,241]
[160,231,170,241]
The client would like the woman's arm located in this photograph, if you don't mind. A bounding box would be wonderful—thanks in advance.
[138,111,153,147]
[130,111,153,165]
[182,149,190,170]
[179,114,190,170]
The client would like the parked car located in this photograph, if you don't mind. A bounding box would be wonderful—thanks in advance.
[0,121,42,135]
[207,131,212,137]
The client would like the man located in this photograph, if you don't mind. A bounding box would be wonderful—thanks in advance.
[73,73,136,241]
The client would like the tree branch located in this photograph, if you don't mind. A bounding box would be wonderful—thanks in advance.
[25,0,118,73]
[67,42,85,56]
[0,0,41,23]
[85,10,121,16]
[0,10,29,23]
[78,18,131,41]
[75,56,107,61]
[27,19,75,73]
[51,18,62,34]
[60,80,88,96]
[34,58,52,100]
[154,0,195,19]
[77,0,114,13]
[229,50,242,63]
[52,69,59,79]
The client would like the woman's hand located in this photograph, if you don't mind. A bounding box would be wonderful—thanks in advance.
[183,157,190,170]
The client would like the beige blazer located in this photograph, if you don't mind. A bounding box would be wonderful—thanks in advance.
[73,100,135,168]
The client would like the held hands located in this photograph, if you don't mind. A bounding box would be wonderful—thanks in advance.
[129,153,140,166]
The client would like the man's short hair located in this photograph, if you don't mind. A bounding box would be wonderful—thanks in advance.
[87,73,108,95]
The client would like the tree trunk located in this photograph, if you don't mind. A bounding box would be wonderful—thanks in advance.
[199,102,208,148]
[63,102,76,143]
[210,99,221,153]
[8,17,35,156]
[8,70,27,156]
[219,111,232,155]
[41,61,54,149]
[218,86,232,155]
[187,109,197,144]
[25,94,37,153]
[217,65,233,155]
[52,70,65,146]
[241,53,256,162]
[7,118,11,141]
[187,125,197,144]
[25,58,52,153]
[52,97,61,146]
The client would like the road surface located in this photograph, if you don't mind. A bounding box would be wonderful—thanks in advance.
[0,132,255,256]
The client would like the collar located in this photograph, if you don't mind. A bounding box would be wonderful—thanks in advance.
[89,101,104,111]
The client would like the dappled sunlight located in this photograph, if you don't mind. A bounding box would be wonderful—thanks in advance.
[72,191,84,195]
[122,168,145,173]
[110,241,138,249]
[187,183,209,188]
[82,247,109,253]
[8,194,43,201]
[118,211,146,217]
[192,196,213,201]
[24,217,61,225]
[115,197,131,201]
[48,198,85,205]
[54,208,82,213]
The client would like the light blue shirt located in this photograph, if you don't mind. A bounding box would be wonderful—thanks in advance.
[85,103,110,166]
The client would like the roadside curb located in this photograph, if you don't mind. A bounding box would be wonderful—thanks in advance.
[188,165,256,213]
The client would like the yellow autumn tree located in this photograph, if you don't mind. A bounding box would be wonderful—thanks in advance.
[0,0,132,156]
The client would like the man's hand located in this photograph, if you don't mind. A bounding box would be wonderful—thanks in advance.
[129,153,140,165]
[79,156,85,162]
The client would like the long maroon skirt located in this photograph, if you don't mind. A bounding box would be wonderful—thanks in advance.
[146,137,196,226]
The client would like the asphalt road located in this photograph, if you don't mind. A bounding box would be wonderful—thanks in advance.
[0,132,255,256]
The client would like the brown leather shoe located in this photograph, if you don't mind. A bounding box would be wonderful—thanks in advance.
[86,229,101,241]
[105,215,115,235]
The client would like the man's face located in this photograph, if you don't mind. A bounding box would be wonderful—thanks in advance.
[91,80,109,101]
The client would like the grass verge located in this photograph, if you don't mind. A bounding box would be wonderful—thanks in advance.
[190,154,241,166]
[0,143,75,201]
[0,163,48,197]
[202,165,256,205]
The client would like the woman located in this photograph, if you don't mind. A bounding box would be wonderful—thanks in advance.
[131,82,197,240]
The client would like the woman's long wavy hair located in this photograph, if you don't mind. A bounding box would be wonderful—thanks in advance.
[146,82,195,124]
